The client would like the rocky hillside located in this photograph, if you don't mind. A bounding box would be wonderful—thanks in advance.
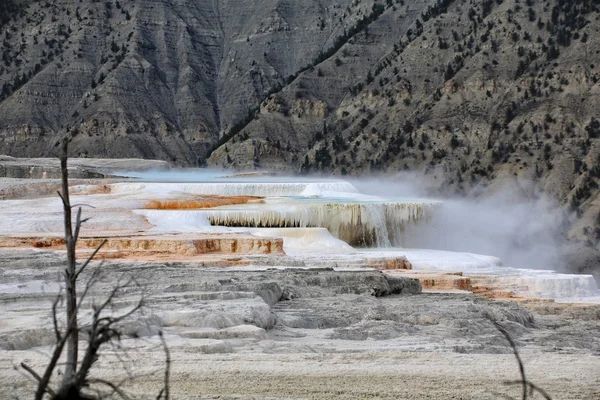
[2,0,600,268]
[0,0,386,163]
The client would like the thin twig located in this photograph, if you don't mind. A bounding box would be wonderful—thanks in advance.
[71,203,97,209]
[95,300,144,327]
[493,321,527,400]
[73,207,83,242]
[21,363,56,397]
[51,292,63,342]
[20,364,48,390]
[74,268,101,326]
[75,280,144,388]
[75,240,107,280]
[504,381,553,400]
[87,378,131,400]
[95,278,134,315]
[57,190,68,208]
[109,341,136,382]
[159,331,170,400]
[33,302,80,400]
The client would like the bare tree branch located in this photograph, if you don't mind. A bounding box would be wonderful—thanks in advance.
[51,292,63,343]
[56,190,68,209]
[20,363,56,397]
[87,378,131,400]
[94,278,135,316]
[75,280,145,389]
[503,381,553,400]
[159,331,170,400]
[79,268,102,306]
[35,266,103,400]
[73,207,83,242]
[71,204,97,209]
[33,301,80,400]
[59,140,79,387]
[109,342,137,383]
[493,321,528,400]
[492,321,553,400]
[75,240,107,280]
[23,138,169,399]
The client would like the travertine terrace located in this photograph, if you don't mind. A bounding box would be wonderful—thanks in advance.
[1,159,600,399]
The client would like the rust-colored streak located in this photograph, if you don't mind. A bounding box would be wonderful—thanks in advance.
[143,196,264,210]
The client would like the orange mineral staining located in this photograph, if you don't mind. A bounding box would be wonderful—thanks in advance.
[144,196,264,210]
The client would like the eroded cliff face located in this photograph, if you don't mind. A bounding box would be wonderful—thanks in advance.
[0,0,376,162]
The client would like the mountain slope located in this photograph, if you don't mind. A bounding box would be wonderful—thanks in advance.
[0,0,378,162]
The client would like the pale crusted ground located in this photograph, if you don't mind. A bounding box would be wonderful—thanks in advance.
[111,351,600,400]
[1,250,599,399]
[3,345,600,399]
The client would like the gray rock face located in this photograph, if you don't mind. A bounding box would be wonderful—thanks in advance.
[0,0,378,163]
[274,293,538,352]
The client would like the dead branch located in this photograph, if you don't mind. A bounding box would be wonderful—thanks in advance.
[70,204,97,209]
[59,141,79,387]
[158,331,170,400]
[86,378,131,400]
[79,268,102,306]
[93,278,137,319]
[75,240,107,280]
[74,281,145,390]
[30,321,71,400]
[20,363,56,398]
[51,293,63,343]
[73,207,83,242]
[30,269,102,399]
[56,191,68,209]
[503,381,553,400]
[493,321,527,400]
[493,321,553,400]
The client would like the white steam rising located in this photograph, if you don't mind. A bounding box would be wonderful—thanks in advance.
[351,175,569,270]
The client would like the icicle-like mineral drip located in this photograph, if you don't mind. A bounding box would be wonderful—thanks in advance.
[204,201,440,247]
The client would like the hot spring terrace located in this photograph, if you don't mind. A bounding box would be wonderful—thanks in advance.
[0,174,599,304]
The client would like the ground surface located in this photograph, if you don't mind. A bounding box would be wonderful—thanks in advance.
[1,249,599,399]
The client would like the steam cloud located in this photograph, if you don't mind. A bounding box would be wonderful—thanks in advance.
[351,175,570,270]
